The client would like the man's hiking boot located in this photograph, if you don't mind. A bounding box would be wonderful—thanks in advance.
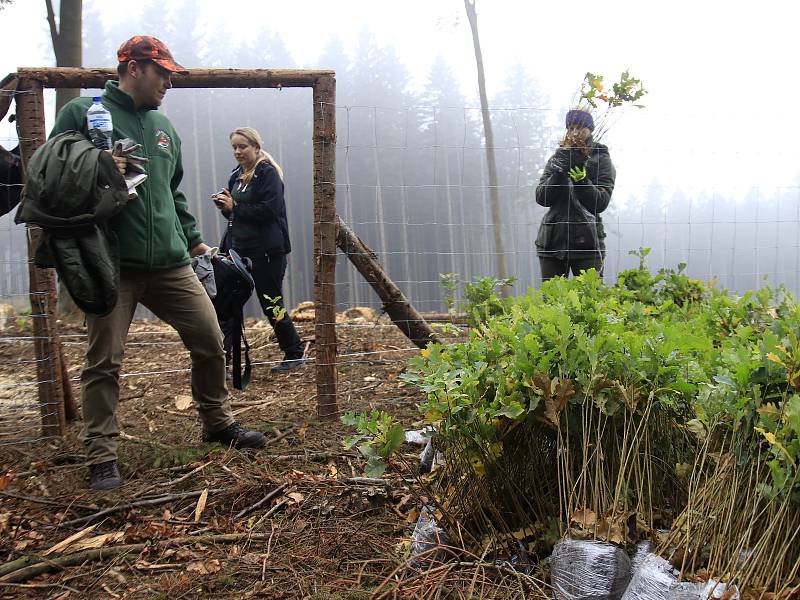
[203,421,266,449]
[89,460,122,490]
[270,357,307,374]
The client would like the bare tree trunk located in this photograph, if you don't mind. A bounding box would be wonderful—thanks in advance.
[46,0,82,113]
[46,0,84,323]
[464,0,508,292]
[480,164,491,276]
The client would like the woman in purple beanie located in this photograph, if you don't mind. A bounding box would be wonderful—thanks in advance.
[534,109,616,281]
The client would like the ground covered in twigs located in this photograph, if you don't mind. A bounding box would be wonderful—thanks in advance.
[0,315,533,599]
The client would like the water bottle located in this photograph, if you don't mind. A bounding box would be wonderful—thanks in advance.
[86,97,113,150]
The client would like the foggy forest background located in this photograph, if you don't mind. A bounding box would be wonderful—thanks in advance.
[2,2,799,316]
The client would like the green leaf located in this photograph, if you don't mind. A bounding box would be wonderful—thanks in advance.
[364,456,387,478]
[343,434,365,450]
[358,442,378,459]
[787,394,800,436]
[340,412,359,427]
[381,425,406,458]
[496,401,525,419]
[767,459,787,491]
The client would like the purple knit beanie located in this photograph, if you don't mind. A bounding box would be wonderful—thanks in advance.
[565,109,594,131]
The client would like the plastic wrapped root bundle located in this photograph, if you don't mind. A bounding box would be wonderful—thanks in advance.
[410,506,452,568]
[670,580,741,600]
[622,554,741,600]
[418,438,444,474]
[622,543,739,600]
[419,439,435,474]
[550,538,632,600]
[702,580,740,599]
[621,554,679,600]
[628,540,654,574]
[404,427,432,446]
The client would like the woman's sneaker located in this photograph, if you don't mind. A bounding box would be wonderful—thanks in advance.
[203,421,266,449]
[270,357,307,373]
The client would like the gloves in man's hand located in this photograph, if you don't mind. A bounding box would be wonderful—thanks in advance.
[568,165,588,182]
[112,138,149,196]
[113,139,149,174]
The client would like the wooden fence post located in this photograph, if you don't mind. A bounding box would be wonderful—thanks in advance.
[312,75,338,419]
[15,78,71,437]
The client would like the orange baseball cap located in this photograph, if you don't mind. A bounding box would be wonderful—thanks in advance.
[117,36,188,74]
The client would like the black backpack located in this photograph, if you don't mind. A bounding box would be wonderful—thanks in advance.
[210,250,255,390]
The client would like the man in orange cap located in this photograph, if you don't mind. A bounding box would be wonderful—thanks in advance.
[50,36,266,491]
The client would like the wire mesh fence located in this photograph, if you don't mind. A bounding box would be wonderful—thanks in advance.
[2,87,799,443]
[328,103,800,428]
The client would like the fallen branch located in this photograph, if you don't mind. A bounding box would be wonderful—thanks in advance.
[131,460,214,500]
[0,556,40,579]
[234,483,288,519]
[336,215,439,348]
[158,461,211,488]
[12,461,89,478]
[265,426,295,446]
[268,452,334,462]
[0,581,81,594]
[251,498,290,529]
[56,488,222,529]
[0,491,95,512]
[344,477,394,487]
[0,533,272,584]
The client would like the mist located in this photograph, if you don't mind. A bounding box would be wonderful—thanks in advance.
[1,1,799,316]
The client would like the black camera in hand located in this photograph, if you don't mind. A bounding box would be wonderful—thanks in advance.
[212,189,227,207]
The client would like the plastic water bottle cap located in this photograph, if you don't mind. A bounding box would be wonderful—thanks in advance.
[92,96,101,103]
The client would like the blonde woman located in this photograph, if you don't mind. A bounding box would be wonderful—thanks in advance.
[213,127,305,372]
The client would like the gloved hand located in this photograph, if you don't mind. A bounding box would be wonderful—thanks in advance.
[568,165,588,182]
[549,147,571,173]
[563,146,588,170]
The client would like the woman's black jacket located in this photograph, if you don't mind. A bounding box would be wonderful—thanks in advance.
[534,142,616,260]
[223,160,291,257]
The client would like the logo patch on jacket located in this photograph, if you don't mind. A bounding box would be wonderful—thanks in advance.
[155,130,171,152]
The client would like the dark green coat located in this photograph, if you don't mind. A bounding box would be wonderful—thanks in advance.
[16,132,129,315]
[50,81,203,270]
[535,142,616,260]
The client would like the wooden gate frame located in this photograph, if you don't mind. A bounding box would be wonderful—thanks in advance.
[4,67,339,433]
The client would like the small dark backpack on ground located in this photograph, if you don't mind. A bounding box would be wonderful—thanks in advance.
[210,250,255,390]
